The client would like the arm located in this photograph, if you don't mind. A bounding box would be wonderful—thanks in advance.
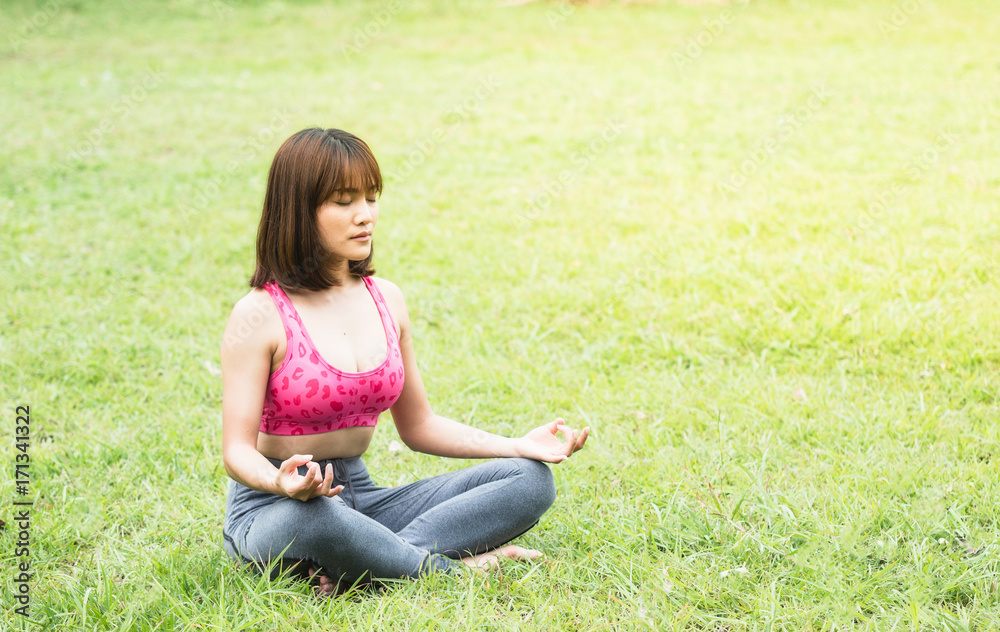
[220,292,341,501]
[380,280,589,462]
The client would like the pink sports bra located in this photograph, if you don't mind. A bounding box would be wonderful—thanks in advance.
[259,277,405,436]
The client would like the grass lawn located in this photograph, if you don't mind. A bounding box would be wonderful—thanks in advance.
[2,0,999,629]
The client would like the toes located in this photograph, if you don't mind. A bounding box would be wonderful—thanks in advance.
[306,566,340,597]
[479,554,500,571]
[460,553,499,572]
[313,576,337,597]
[498,545,543,561]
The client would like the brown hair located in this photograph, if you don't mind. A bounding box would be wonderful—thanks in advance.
[250,128,382,291]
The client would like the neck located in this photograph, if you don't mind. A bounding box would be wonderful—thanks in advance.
[325,259,353,287]
[286,261,357,299]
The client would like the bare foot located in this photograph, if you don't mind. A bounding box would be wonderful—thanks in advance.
[460,545,543,571]
[307,566,339,597]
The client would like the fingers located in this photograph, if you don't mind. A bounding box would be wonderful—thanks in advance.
[553,419,590,459]
[314,462,333,495]
[553,418,573,443]
[523,418,590,464]
[303,461,321,488]
[283,455,322,487]
[316,464,346,498]
[300,463,346,499]
[281,454,314,472]
[562,428,577,457]
[555,418,590,452]
[280,455,339,500]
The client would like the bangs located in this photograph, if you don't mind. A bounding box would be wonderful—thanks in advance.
[315,134,383,205]
[251,127,380,291]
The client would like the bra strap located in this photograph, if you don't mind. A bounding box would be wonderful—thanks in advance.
[264,282,301,338]
[363,276,398,344]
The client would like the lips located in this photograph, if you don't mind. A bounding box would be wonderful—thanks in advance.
[351,231,372,240]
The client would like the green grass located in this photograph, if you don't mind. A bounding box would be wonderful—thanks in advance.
[2,0,999,629]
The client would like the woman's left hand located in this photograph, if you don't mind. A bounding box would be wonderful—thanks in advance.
[514,418,589,464]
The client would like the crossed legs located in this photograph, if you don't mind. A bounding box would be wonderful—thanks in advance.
[236,458,556,588]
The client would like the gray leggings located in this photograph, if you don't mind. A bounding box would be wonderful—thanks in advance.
[222,456,556,584]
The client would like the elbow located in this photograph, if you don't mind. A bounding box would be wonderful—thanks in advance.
[395,417,433,453]
[397,429,424,453]
[221,444,242,481]
[390,406,428,444]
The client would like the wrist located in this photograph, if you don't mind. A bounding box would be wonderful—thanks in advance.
[504,436,525,459]
[463,431,519,458]
[269,464,288,497]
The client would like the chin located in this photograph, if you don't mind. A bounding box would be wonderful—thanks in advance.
[349,246,372,260]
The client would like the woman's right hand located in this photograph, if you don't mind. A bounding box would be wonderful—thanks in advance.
[275,454,344,501]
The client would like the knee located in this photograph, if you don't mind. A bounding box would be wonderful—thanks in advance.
[244,497,348,558]
[512,458,556,515]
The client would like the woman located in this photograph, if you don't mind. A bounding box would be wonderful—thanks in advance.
[220,128,589,594]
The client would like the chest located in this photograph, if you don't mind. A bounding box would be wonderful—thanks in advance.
[275,293,391,374]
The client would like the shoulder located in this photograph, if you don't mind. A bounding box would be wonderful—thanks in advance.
[231,286,280,323]
[369,276,410,329]
[222,287,282,352]
[370,275,404,303]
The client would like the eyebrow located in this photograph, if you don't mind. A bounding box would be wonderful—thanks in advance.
[333,188,377,194]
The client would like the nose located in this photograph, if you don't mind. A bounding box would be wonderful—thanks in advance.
[354,200,374,226]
